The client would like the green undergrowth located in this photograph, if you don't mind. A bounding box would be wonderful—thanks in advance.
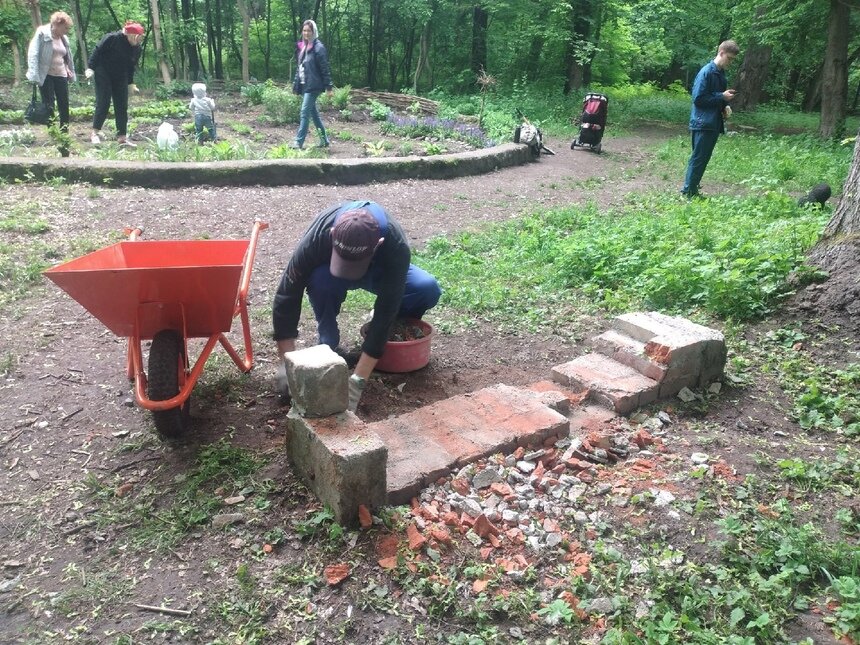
[654,133,853,194]
[418,192,829,329]
[602,493,860,643]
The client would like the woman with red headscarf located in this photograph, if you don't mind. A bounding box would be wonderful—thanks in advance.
[85,21,145,146]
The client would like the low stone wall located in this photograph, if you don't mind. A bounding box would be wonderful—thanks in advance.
[0,143,533,188]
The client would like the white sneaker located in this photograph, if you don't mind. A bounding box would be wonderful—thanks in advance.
[118,138,137,148]
[90,133,101,144]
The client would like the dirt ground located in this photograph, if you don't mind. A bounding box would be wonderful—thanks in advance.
[1,122,856,644]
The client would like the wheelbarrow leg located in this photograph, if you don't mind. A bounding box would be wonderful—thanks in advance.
[147,330,190,438]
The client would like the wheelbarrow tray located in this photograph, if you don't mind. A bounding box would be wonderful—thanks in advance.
[44,239,249,340]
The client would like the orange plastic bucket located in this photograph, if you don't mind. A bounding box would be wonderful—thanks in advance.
[362,319,433,373]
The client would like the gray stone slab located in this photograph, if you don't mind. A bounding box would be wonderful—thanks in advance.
[284,344,348,418]
[286,410,387,526]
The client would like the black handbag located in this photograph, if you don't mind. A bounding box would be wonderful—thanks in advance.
[25,84,52,125]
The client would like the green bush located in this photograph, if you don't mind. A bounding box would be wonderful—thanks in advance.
[155,80,193,100]
[241,81,267,106]
[262,84,300,124]
[367,98,391,121]
[331,85,351,110]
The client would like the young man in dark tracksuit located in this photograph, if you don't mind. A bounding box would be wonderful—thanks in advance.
[273,201,441,411]
[681,40,739,198]
[85,21,144,146]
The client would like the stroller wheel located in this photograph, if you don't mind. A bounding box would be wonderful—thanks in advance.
[570,140,577,150]
[595,143,602,154]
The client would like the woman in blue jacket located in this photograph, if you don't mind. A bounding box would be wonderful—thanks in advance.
[292,19,333,149]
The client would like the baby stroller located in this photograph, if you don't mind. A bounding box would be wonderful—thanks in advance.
[570,93,608,154]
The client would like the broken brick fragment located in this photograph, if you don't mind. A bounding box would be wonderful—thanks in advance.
[430,527,453,545]
[375,534,400,559]
[324,563,351,586]
[441,511,459,526]
[473,514,501,538]
[451,477,470,495]
[378,556,397,570]
[632,429,655,448]
[358,504,372,529]
[406,523,426,551]
[489,482,513,497]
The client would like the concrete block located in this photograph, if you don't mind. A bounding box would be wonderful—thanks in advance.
[611,312,726,388]
[286,410,387,526]
[552,353,659,415]
[588,329,668,381]
[284,344,348,418]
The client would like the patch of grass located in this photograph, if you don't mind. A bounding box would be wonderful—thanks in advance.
[419,191,829,327]
[653,132,852,194]
[85,438,266,551]
[0,205,49,234]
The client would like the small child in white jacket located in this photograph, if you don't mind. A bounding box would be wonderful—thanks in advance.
[189,83,216,143]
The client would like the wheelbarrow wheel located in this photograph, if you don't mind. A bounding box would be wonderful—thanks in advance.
[148,330,190,439]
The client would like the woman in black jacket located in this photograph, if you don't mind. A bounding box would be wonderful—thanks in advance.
[292,19,333,149]
[85,21,144,146]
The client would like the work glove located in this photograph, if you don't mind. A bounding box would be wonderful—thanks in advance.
[723,105,732,119]
[347,374,366,413]
[84,68,94,80]
[275,362,291,406]
[128,83,140,93]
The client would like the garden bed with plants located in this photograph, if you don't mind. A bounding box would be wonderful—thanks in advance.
[0,81,498,162]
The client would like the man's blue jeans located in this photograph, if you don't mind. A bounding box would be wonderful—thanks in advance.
[306,263,442,350]
[295,91,328,148]
[682,130,720,196]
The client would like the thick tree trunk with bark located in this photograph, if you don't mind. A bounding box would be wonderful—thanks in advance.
[563,0,594,95]
[734,43,771,112]
[819,0,849,138]
[471,6,488,76]
[181,0,201,79]
[150,0,172,83]
[238,0,250,82]
[805,128,860,324]
[413,19,432,93]
[11,39,22,84]
[25,0,40,28]
[71,0,88,71]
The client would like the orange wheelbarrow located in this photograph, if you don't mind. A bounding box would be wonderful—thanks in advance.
[44,221,269,438]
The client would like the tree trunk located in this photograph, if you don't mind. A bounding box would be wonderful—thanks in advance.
[819,0,849,139]
[150,0,173,83]
[563,0,594,95]
[71,0,89,71]
[11,39,22,85]
[806,127,860,323]
[367,0,383,88]
[471,5,488,76]
[733,43,771,112]
[181,0,201,79]
[213,0,223,79]
[25,0,41,28]
[413,18,432,93]
[238,0,250,82]
[802,64,823,112]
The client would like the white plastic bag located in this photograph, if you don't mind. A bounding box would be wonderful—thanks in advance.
[156,122,179,150]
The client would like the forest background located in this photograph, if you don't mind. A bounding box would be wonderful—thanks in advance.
[1,0,859,139]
